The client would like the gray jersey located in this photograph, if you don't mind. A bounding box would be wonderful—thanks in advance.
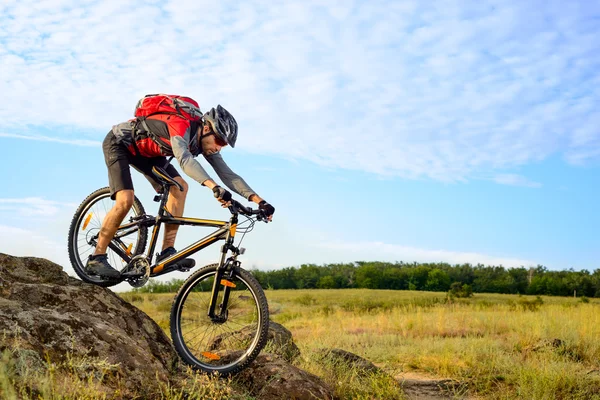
[112,119,256,200]
[171,131,256,200]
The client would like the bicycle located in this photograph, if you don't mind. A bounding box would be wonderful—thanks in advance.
[67,164,270,375]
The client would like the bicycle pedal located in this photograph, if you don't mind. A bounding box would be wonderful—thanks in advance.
[177,259,196,271]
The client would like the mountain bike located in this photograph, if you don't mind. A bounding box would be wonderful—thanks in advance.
[67,165,270,375]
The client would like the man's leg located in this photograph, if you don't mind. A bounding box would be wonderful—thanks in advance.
[162,176,188,251]
[93,189,135,255]
[87,131,137,277]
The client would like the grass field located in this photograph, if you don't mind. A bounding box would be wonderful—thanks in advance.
[3,289,599,399]
[120,289,600,399]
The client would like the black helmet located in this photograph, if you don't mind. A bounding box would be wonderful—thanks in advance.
[203,105,238,148]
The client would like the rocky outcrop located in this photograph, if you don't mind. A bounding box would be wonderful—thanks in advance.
[0,254,333,399]
[0,253,178,397]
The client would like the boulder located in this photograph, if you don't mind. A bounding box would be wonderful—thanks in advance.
[236,353,335,400]
[265,321,301,361]
[0,253,179,397]
[317,348,385,377]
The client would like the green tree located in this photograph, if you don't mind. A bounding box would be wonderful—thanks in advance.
[426,269,451,291]
[317,275,336,289]
[355,264,384,289]
[295,264,322,289]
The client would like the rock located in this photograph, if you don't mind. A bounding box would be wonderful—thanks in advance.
[265,321,301,362]
[317,348,385,377]
[0,253,179,397]
[210,320,301,362]
[399,378,463,400]
[236,353,334,400]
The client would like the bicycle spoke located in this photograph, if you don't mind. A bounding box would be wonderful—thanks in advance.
[92,204,104,228]
[190,324,219,353]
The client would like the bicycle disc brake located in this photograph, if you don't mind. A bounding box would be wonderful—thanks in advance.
[126,255,151,288]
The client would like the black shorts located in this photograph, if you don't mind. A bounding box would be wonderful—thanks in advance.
[102,131,181,200]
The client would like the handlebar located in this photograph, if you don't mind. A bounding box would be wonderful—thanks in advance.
[228,199,268,221]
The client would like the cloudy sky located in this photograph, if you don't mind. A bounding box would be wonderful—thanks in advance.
[1,0,599,290]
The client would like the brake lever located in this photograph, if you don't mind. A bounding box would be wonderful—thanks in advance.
[256,211,270,223]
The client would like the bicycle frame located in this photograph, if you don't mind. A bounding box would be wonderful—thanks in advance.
[106,184,243,320]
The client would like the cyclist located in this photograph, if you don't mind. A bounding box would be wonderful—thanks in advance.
[86,103,275,278]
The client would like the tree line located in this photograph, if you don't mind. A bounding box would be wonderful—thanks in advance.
[249,261,600,297]
[132,261,600,297]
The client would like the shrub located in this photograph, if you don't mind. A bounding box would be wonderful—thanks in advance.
[294,294,317,306]
[448,282,473,298]
[518,296,544,311]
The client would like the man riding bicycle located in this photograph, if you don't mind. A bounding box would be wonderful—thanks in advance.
[86,96,275,279]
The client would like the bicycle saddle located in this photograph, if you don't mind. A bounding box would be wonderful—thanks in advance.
[151,166,184,191]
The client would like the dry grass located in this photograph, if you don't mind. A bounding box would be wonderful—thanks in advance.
[122,289,600,398]
[122,289,600,399]
[4,289,600,399]
[0,332,248,400]
[270,290,600,398]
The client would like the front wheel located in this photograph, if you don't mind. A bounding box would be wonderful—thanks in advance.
[170,263,270,376]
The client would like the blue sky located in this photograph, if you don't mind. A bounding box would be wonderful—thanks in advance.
[1,0,599,290]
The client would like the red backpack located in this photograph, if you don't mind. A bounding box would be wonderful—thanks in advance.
[135,94,202,121]
[133,94,202,154]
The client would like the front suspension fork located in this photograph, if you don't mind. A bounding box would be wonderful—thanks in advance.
[207,259,238,321]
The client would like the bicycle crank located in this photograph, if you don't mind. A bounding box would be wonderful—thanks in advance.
[122,255,151,288]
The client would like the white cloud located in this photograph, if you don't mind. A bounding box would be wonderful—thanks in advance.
[493,174,542,188]
[318,240,537,268]
[0,0,599,183]
[0,197,77,217]
[0,133,101,147]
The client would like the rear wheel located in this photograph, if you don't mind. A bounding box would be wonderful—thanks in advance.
[67,187,148,287]
[170,263,270,375]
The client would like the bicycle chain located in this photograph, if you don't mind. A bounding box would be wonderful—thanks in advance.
[126,255,151,288]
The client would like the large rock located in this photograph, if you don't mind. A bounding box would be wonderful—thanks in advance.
[0,253,179,397]
[317,348,384,376]
[236,353,335,400]
[210,320,301,363]
[266,321,301,362]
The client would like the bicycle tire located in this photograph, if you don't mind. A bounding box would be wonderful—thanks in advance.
[170,263,270,376]
[67,187,148,287]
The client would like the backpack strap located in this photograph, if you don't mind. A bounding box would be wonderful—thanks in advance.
[129,120,142,157]
[138,116,173,155]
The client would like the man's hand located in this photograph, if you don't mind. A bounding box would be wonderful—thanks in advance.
[259,200,275,221]
[212,186,232,207]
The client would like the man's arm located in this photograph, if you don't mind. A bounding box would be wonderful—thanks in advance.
[205,152,275,220]
[168,120,214,188]
[204,153,257,200]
